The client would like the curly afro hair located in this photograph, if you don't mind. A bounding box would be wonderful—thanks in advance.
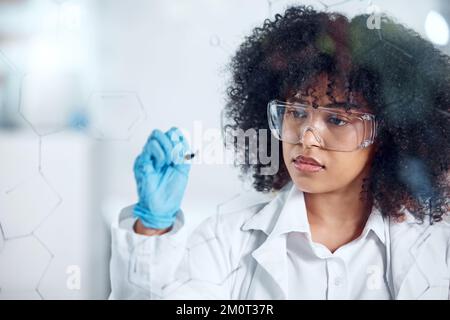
[223,5,449,223]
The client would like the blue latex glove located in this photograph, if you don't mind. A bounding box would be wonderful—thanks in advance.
[133,127,191,229]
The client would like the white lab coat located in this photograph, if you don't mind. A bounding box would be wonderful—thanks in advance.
[109,182,450,300]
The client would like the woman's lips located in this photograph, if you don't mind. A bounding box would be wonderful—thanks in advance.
[292,157,325,173]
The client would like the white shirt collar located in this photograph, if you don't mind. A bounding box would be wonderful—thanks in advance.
[270,182,386,245]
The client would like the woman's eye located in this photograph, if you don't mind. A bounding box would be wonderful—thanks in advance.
[286,109,306,118]
[328,115,348,126]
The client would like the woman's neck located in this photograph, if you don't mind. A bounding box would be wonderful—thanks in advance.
[303,176,373,253]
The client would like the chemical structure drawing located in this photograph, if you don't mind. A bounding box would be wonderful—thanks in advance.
[0,233,54,299]
[0,172,61,240]
[85,91,147,142]
[0,0,147,299]
[209,34,234,56]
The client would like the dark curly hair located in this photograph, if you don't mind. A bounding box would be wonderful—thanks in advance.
[223,5,449,223]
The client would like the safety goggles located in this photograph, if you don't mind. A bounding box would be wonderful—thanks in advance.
[267,100,378,152]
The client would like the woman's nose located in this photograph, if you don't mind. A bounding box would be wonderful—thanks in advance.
[300,127,322,148]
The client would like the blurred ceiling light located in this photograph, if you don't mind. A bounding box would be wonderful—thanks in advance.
[425,10,449,46]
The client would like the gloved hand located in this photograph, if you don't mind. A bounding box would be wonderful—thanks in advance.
[133,127,191,229]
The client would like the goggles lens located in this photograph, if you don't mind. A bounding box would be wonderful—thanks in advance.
[267,100,377,152]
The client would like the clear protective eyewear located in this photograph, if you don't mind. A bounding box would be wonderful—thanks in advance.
[267,100,378,152]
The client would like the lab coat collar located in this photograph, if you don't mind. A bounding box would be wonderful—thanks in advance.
[241,181,293,236]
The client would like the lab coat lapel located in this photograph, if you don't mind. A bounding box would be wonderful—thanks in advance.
[250,233,289,299]
[241,182,293,299]
[389,216,437,299]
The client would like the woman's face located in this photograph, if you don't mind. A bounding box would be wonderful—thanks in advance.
[282,74,378,194]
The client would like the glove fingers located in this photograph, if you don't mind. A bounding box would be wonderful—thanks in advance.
[149,129,174,162]
[148,139,166,171]
[166,127,182,144]
[141,129,174,169]
[166,127,191,165]
[139,127,191,171]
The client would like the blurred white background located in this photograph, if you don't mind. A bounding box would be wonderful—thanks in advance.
[0,0,448,299]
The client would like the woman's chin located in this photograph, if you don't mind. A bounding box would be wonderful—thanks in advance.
[291,179,329,194]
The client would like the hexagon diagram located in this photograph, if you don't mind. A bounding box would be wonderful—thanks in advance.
[0,235,52,298]
[0,173,61,239]
[87,91,146,140]
[0,130,40,194]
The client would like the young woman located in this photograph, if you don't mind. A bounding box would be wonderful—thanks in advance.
[109,6,450,299]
